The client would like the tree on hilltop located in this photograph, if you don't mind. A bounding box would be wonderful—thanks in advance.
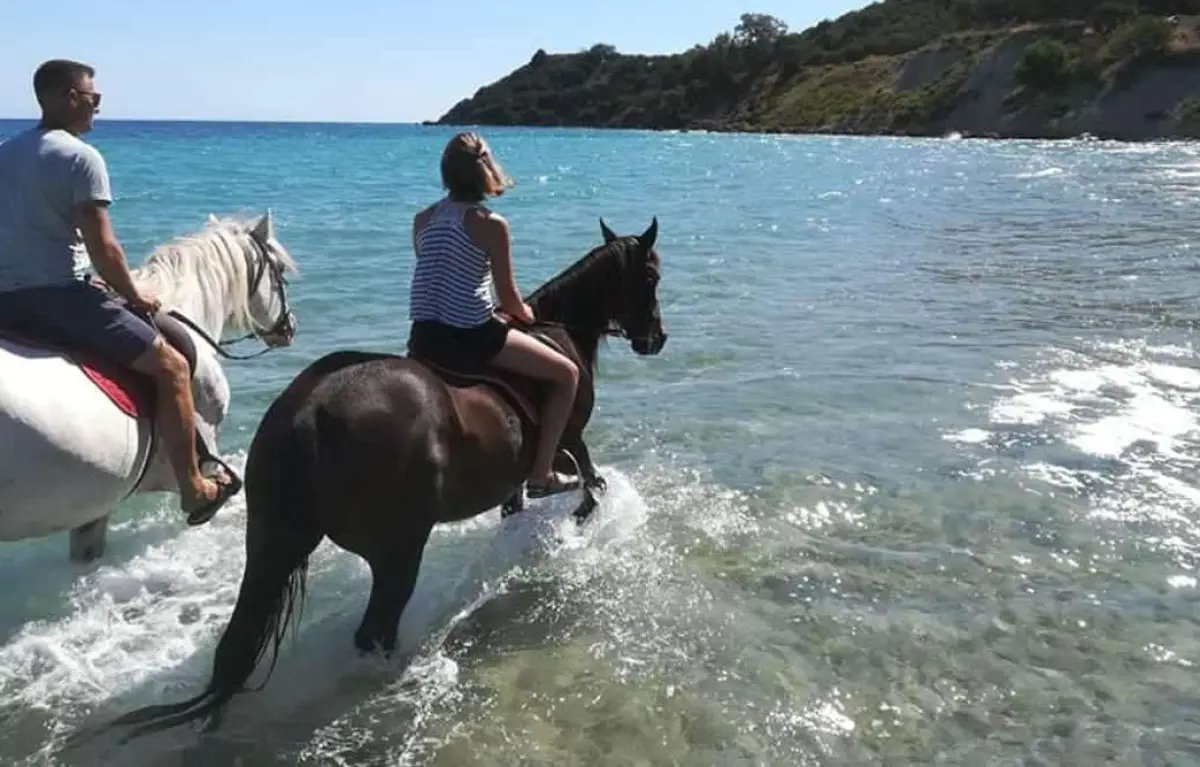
[733,13,789,48]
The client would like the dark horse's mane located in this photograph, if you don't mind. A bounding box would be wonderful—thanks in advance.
[525,236,640,371]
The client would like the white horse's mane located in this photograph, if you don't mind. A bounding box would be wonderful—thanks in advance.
[130,215,297,334]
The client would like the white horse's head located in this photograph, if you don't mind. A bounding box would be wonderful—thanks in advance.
[134,211,299,350]
[231,210,299,349]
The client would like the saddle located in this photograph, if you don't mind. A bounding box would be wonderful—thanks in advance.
[0,311,198,420]
[1,310,243,524]
[415,330,567,432]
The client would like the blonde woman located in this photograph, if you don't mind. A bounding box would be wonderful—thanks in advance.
[407,132,580,499]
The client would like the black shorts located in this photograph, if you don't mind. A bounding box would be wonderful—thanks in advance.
[407,317,510,374]
[0,280,158,365]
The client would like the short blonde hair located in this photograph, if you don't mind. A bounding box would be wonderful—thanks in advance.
[440,132,514,202]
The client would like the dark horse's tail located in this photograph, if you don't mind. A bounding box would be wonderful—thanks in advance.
[105,388,325,742]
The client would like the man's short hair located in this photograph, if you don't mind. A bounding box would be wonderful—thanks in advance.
[33,59,95,104]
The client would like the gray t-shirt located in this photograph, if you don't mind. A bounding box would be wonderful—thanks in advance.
[0,127,112,292]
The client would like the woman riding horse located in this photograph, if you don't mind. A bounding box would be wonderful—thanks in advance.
[406,131,580,499]
[93,204,670,746]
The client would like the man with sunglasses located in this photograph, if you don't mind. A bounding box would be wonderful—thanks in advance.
[0,58,239,526]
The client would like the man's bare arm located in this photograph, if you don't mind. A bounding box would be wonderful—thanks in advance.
[75,202,155,311]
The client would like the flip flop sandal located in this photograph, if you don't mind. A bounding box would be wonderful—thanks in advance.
[187,443,244,526]
[526,471,581,500]
[185,469,242,527]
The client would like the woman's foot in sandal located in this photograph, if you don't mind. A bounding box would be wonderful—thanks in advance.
[526,470,581,499]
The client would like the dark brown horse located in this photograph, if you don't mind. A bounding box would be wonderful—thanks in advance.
[103,217,667,740]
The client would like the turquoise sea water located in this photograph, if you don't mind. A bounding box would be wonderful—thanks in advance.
[2,119,1200,765]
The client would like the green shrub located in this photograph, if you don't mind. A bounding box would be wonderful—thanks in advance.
[1016,39,1074,90]
[1100,16,1174,63]
[1174,96,1200,124]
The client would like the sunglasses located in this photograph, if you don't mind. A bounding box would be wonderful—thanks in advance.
[71,88,102,107]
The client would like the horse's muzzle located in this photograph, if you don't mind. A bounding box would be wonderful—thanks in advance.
[266,311,297,348]
[632,331,667,355]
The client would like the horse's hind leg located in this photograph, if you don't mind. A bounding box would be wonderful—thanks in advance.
[355,522,433,655]
[69,515,108,564]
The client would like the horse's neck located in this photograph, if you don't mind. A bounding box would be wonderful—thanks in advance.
[531,293,605,371]
[529,251,624,371]
[171,287,224,337]
[131,259,231,341]
[535,271,613,325]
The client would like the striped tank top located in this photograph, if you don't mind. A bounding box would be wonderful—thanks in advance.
[409,200,495,328]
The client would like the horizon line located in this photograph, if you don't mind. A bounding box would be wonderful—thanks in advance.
[0,116,437,125]
[0,118,690,133]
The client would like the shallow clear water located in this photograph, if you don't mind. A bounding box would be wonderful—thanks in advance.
[2,121,1200,765]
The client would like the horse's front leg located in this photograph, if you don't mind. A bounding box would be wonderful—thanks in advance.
[559,436,606,494]
[500,490,524,518]
[69,515,109,564]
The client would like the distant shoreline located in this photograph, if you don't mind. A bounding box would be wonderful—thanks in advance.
[3,117,1189,145]
[0,117,429,126]
[436,12,1200,145]
[429,122,1196,143]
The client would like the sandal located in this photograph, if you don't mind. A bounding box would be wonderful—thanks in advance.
[526,471,581,500]
[184,453,243,526]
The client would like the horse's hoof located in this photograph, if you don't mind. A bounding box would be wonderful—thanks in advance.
[202,709,225,734]
[586,474,607,494]
[572,492,599,525]
[354,632,397,659]
[353,632,375,654]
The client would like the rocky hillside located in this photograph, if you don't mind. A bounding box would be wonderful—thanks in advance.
[435,2,1200,141]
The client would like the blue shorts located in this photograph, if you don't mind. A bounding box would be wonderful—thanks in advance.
[0,280,159,366]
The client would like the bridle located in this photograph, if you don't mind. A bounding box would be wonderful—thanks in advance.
[167,230,294,361]
[601,317,659,346]
[520,246,663,347]
[519,299,661,348]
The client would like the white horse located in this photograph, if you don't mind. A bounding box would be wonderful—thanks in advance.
[0,211,298,563]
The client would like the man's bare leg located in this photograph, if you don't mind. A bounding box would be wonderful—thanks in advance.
[130,337,224,511]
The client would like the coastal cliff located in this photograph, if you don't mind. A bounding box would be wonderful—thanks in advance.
[435,2,1200,141]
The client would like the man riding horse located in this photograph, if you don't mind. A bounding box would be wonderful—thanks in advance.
[0,59,239,525]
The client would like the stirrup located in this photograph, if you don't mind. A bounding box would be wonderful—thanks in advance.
[186,435,244,526]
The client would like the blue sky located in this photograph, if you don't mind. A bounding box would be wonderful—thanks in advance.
[0,1,864,123]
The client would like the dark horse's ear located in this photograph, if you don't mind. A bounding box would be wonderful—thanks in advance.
[599,218,618,244]
[638,216,658,251]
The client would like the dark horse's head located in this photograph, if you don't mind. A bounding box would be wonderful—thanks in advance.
[527,217,668,365]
